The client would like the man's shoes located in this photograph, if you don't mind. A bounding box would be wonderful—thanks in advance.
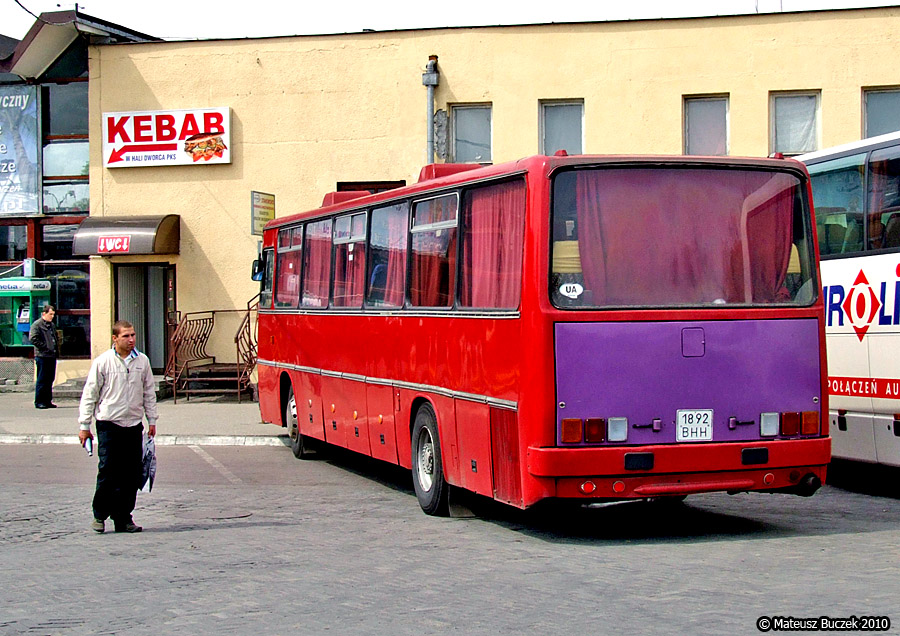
[114,522,142,533]
[91,519,105,533]
[47,403,58,408]
[35,403,57,409]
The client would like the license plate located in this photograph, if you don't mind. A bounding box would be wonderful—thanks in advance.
[676,409,713,442]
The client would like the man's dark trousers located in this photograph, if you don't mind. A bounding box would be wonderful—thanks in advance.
[92,421,143,527]
[34,356,56,407]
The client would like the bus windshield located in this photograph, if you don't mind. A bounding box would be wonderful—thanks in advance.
[550,166,815,308]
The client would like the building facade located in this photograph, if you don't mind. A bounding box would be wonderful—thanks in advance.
[0,11,154,381]
[79,6,900,372]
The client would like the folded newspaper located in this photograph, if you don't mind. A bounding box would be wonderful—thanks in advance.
[140,434,157,493]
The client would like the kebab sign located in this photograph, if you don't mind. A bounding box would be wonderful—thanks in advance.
[103,107,231,168]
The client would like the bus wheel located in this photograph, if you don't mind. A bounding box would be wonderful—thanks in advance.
[411,403,449,516]
[285,388,313,459]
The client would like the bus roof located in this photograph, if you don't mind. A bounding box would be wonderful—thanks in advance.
[797,130,900,165]
[265,153,807,231]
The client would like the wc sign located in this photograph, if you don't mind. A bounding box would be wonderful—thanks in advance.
[97,235,132,253]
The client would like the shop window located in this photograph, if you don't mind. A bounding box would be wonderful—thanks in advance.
[367,202,408,308]
[864,89,900,138]
[301,219,333,308]
[771,91,819,156]
[42,182,88,214]
[0,225,27,261]
[452,105,492,163]
[41,224,78,260]
[42,262,90,358]
[42,141,89,178]
[684,96,728,155]
[332,212,366,308]
[43,82,89,136]
[540,101,583,155]
[460,180,526,309]
[410,195,457,307]
[274,227,302,308]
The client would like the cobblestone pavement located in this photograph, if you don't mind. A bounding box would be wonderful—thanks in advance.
[1,446,899,636]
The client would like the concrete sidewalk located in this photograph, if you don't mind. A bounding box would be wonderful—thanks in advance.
[0,391,288,446]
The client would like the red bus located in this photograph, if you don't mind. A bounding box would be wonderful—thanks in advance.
[255,154,830,515]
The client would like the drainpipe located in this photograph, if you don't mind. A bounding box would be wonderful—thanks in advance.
[422,55,439,164]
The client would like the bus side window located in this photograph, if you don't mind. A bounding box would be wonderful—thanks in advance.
[808,152,865,256]
[868,145,900,251]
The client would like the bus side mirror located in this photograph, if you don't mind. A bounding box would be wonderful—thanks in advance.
[251,259,263,281]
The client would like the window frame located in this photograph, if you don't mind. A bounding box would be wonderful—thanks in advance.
[539,100,584,156]
[451,104,493,164]
[683,94,729,156]
[770,90,821,156]
[863,87,900,139]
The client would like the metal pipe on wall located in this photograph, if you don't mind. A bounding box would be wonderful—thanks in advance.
[422,55,439,164]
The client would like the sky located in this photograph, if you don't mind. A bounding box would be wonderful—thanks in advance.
[1,0,897,41]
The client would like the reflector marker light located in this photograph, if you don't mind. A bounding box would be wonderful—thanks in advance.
[561,418,583,444]
[800,411,818,435]
[760,412,779,437]
[607,417,628,442]
[781,412,801,436]
[585,418,606,443]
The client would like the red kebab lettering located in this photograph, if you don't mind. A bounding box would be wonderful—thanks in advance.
[106,111,226,163]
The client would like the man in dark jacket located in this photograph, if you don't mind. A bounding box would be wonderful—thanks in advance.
[29,304,58,409]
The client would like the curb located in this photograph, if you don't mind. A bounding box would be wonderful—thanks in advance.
[0,434,289,447]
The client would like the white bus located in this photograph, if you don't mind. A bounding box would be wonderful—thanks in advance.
[800,131,900,466]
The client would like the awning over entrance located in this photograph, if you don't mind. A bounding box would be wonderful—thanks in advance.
[72,215,180,256]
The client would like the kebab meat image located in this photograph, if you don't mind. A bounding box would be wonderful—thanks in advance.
[183,132,227,162]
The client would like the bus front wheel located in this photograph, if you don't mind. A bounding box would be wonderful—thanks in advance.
[285,387,314,459]
[411,403,449,516]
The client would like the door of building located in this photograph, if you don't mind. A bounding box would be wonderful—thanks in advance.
[115,264,175,372]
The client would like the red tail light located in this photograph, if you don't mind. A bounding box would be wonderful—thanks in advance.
[585,418,606,443]
[801,411,818,435]
[781,412,800,436]
[561,418,583,443]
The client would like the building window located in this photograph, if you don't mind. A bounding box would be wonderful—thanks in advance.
[452,105,492,163]
[41,80,89,215]
[0,226,27,261]
[541,101,583,155]
[864,88,900,138]
[684,96,728,155]
[771,92,820,156]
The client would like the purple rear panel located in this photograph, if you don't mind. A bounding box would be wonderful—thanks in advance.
[554,319,822,445]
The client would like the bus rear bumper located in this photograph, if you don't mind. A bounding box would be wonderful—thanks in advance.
[526,438,830,499]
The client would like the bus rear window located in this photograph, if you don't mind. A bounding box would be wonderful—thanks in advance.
[550,166,815,308]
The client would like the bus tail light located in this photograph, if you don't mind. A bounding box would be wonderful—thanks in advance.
[607,417,628,442]
[585,418,606,443]
[561,418,582,443]
[760,412,779,437]
[801,411,818,435]
[781,412,800,436]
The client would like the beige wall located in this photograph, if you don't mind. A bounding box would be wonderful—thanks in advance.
[88,7,900,358]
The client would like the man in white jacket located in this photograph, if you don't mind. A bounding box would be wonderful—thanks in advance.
[78,320,158,534]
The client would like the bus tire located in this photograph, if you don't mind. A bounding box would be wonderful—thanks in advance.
[285,387,313,459]
[411,403,449,516]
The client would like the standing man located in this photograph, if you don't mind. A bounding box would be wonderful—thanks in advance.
[78,320,158,534]
[29,304,58,409]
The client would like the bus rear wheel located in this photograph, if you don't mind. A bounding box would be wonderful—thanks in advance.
[285,387,314,459]
[411,403,449,516]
